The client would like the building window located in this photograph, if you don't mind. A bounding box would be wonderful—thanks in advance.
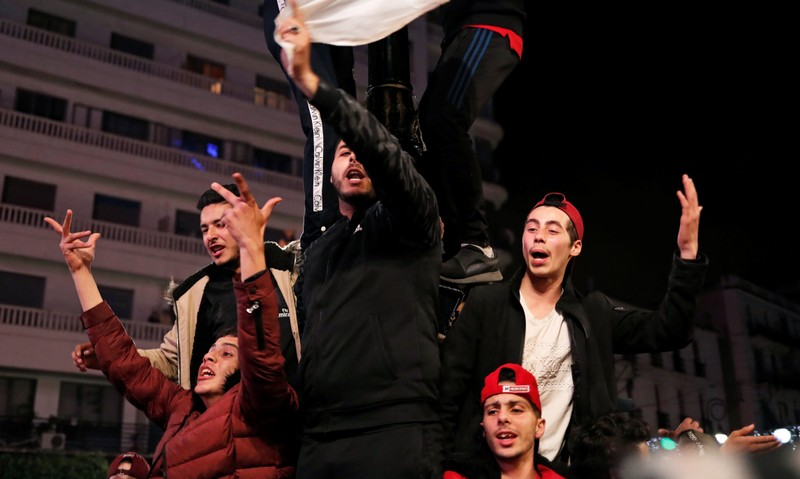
[27,9,76,37]
[650,352,663,368]
[0,270,45,308]
[110,32,154,59]
[672,350,685,373]
[753,349,765,380]
[0,376,36,418]
[0,376,36,444]
[255,74,291,109]
[654,385,670,430]
[254,148,292,174]
[185,55,226,80]
[692,341,706,377]
[256,74,291,98]
[175,210,201,238]
[58,382,123,423]
[2,176,56,211]
[93,194,141,227]
[102,111,149,141]
[58,382,123,451]
[15,88,67,121]
[180,130,224,159]
[98,286,134,320]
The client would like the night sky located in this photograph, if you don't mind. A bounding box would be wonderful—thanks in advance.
[489,5,793,307]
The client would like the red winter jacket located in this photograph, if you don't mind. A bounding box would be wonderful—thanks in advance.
[83,271,299,478]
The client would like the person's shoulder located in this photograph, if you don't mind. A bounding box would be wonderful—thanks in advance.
[538,463,568,479]
[171,264,214,300]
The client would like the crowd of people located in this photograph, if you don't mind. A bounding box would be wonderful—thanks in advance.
[43,1,790,478]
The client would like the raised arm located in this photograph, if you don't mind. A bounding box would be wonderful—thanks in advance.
[276,0,319,100]
[276,0,440,244]
[211,173,297,420]
[44,210,103,312]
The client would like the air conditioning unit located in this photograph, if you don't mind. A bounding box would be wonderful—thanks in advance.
[40,432,66,450]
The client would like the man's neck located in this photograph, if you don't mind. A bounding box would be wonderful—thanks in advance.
[497,454,537,479]
[340,202,355,219]
[519,273,564,318]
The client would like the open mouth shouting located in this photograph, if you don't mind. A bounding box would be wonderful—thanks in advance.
[345,167,366,185]
[198,364,215,381]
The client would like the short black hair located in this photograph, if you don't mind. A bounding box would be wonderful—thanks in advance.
[196,184,238,211]
[216,327,238,340]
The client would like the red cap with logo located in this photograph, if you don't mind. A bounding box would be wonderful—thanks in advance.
[107,451,150,479]
[481,363,542,413]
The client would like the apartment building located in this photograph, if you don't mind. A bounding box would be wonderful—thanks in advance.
[0,0,507,453]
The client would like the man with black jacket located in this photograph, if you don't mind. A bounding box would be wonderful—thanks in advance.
[439,175,707,466]
[277,3,444,478]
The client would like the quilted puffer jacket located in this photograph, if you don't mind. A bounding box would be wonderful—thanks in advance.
[83,271,300,478]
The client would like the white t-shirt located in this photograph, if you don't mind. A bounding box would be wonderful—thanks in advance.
[520,293,574,461]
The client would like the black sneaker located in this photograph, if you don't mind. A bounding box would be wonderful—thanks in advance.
[441,244,503,284]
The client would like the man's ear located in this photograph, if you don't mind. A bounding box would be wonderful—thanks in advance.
[534,417,546,440]
[571,239,582,257]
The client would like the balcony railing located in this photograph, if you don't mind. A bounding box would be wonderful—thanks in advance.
[0,202,208,257]
[2,201,298,263]
[0,304,172,343]
[0,108,303,192]
[0,19,295,114]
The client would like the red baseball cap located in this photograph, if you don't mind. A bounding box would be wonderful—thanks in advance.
[533,192,584,241]
[107,451,150,479]
[481,363,542,413]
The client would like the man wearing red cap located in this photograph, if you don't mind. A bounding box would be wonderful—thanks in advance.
[444,363,565,479]
[107,451,151,479]
[440,174,707,467]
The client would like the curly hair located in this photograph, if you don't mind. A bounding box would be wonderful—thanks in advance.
[567,412,651,479]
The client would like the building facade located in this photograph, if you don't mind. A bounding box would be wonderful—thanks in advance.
[618,275,800,439]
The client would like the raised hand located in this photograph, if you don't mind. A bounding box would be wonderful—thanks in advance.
[71,341,99,372]
[44,209,101,273]
[211,173,282,279]
[276,0,318,99]
[676,174,702,260]
[720,424,782,455]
